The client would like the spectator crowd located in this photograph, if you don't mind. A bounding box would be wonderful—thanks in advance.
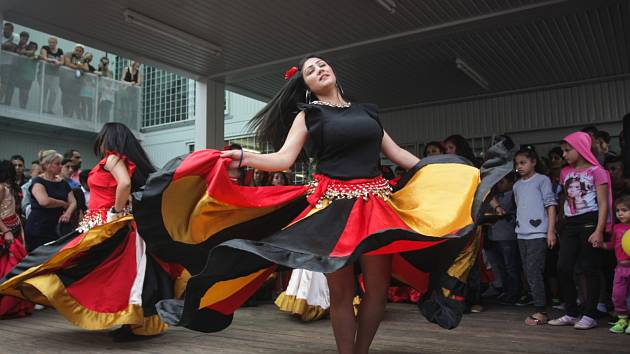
[0,22,142,120]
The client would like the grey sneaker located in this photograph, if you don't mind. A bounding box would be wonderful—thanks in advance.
[548,315,578,326]
[574,316,597,330]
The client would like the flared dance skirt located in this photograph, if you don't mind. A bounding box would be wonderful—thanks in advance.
[0,212,178,335]
[133,148,512,332]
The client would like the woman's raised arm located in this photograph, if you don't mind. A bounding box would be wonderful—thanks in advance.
[221,111,308,172]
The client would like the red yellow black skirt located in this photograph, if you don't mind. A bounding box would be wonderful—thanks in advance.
[0,211,180,335]
[133,149,512,332]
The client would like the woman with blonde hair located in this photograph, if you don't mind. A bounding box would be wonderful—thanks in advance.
[24,150,76,251]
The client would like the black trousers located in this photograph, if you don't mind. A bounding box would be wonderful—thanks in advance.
[557,212,602,318]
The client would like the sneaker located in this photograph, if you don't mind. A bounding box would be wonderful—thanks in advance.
[608,316,619,326]
[548,315,579,326]
[34,304,45,311]
[574,315,597,330]
[482,286,501,298]
[515,295,533,307]
[610,317,628,334]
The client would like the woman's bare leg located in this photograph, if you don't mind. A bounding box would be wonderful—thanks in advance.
[355,254,391,354]
[326,264,357,354]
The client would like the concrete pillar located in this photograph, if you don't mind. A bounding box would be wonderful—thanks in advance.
[194,79,225,150]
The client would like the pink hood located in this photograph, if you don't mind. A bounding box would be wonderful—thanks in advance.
[563,131,613,231]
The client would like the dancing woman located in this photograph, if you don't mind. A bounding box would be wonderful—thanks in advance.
[134,57,512,353]
[0,123,177,341]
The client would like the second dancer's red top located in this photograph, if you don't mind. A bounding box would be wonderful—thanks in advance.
[87,152,136,210]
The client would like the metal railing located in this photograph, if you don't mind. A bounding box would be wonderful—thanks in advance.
[0,50,141,133]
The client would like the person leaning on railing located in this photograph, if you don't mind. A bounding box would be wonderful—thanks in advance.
[61,44,87,118]
[97,57,115,121]
[14,32,39,109]
[119,60,141,124]
[39,36,64,115]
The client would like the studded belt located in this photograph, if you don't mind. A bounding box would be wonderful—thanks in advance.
[306,174,392,209]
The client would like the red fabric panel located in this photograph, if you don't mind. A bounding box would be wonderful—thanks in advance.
[173,150,308,208]
[329,198,412,257]
[150,253,183,280]
[60,232,87,251]
[207,266,276,315]
[390,254,429,293]
[66,231,138,313]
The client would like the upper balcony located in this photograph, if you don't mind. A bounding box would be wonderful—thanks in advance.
[0,50,141,135]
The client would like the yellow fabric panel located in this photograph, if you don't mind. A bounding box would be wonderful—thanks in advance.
[0,216,133,293]
[174,269,191,299]
[162,176,284,244]
[388,163,480,237]
[17,274,157,331]
[198,268,271,309]
[130,314,169,336]
[447,228,482,283]
[274,292,328,321]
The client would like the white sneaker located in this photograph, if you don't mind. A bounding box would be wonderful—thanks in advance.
[548,315,578,326]
[574,316,597,330]
[34,304,45,311]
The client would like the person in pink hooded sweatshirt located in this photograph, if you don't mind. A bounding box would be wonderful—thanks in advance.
[548,131,612,330]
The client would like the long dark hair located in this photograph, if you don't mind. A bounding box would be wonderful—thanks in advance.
[93,122,155,191]
[248,56,348,151]
[0,160,18,202]
[444,134,476,163]
[423,141,445,157]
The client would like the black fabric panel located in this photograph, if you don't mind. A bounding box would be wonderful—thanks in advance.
[1,229,80,282]
[133,154,184,249]
[158,246,274,331]
[141,255,175,316]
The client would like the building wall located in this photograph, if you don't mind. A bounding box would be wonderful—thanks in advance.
[141,90,266,167]
[0,126,97,168]
[224,91,266,139]
[141,122,195,168]
[381,78,629,156]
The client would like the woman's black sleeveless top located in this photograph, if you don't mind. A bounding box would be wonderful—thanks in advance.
[298,103,384,180]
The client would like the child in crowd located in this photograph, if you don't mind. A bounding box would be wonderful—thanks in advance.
[602,196,630,334]
[512,149,557,325]
[488,172,521,305]
[549,132,611,330]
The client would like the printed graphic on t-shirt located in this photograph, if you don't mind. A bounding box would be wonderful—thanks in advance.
[563,170,598,216]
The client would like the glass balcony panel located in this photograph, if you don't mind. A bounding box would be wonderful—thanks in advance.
[0,50,142,133]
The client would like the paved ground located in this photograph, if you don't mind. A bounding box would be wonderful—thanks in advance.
[1,302,629,353]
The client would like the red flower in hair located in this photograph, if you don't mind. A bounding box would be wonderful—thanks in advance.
[284,66,298,80]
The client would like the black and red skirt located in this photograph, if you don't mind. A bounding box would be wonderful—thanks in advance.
[0,210,179,335]
[133,148,512,332]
